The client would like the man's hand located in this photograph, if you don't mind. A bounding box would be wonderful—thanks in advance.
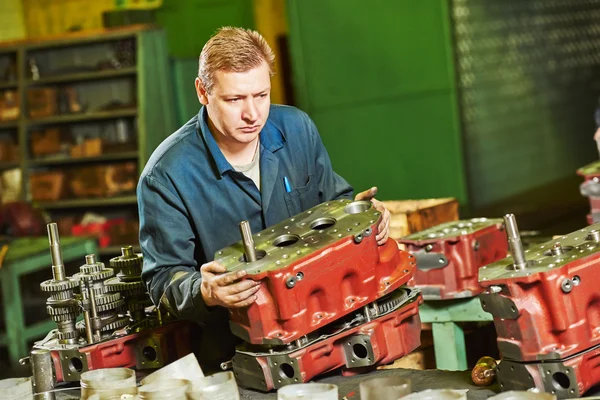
[595,127,600,141]
[200,262,261,308]
[354,186,390,245]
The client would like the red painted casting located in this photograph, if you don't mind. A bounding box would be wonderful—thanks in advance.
[228,232,414,345]
[399,221,507,299]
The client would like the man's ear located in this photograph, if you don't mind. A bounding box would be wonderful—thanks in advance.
[195,77,209,105]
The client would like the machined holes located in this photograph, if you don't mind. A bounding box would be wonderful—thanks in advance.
[352,343,368,359]
[344,201,372,215]
[551,371,570,390]
[279,363,295,379]
[69,357,84,373]
[239,249,267,263]
[142,346,158,362]
[274,234,300,247]
[310,217,337,230]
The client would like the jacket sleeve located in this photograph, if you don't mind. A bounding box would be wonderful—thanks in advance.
[137,174,221,324]
[303,112,354,201]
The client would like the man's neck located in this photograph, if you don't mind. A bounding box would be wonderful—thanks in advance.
[207,116,259,165]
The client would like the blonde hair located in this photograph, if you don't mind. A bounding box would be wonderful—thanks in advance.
[199,27,275,93]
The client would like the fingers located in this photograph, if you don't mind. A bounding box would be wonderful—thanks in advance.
[376,203,391,245]
[223,278,260,295]
[227,284,261,307]
[354,186,378,201]
[201,261,227,275]
[215,269,247,286]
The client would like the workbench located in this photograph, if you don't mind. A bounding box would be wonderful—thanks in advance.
[419,296,494,371]
[0,237,98,369]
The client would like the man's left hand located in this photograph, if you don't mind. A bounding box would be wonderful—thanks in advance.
[354,186,390,245]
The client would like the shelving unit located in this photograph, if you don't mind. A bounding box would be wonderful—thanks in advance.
[0,25,175,256]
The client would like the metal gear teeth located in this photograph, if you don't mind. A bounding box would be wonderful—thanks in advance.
[101,316,130,332]
[72,268,115,282]
[57,330,79,340]
[104,278,145,294]
[47,290,76,302]
[80,261,106,275]
[40,279,78,292]
[110,252,143,272]
[377,289,409,315]
[91,292,121,306]
[95,298,126,313]
[46,304,79,316]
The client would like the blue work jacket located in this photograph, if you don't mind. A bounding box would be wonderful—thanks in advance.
[137,105,353,361]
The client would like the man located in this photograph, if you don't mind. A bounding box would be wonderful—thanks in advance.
[137,27,391,371]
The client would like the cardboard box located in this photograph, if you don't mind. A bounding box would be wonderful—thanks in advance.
[383,198,459,239]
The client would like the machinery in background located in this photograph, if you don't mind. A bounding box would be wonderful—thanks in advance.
[27,223,190,398]
[577,160,600,224]
[398,218,508,300]
[215,199,423,391]
[479,214,600,398]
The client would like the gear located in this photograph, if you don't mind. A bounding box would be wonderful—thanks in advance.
[377,289,409,315]
[95,298,125,313]
[40,279,78,292]
[46,303,79,316]
[116,271,142,282]
[104,278,145,295]
[109,249,143,274]
[57,330,79,341]
[91,292,121,307]
[79,261,106,275]
[72,268,115,282]
[101,316,130,332]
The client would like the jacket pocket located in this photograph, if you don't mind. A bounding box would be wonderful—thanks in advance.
[283,175,319,216]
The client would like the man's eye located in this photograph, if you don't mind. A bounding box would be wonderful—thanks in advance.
[227,98,240,103]
[259,93,268,98]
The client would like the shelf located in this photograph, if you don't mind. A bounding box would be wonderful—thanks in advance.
[26,67,137,86]
[30,151,138,166]
[0,161,19,170]
[0,81,17,90]
[26,108,137,126]
[0,120,18,129]
[98,244,141,256]
[36,195,137,209]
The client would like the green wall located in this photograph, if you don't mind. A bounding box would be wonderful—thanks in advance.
[286,0,468,204]
[156,0,255,125]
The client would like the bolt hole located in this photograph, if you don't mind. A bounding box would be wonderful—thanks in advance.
[274,234,300,247]
[310,217,336,230]
[344,201,372,214]
[239,249,267,262]
[353,343,368,359]
[279,363,295,379]
[142,346,158,362]
[69,357,83,373]
[552,372,570,390]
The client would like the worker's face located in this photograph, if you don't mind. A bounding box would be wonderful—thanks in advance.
[196,61,271,146]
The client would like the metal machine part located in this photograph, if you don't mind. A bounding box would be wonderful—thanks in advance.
[31,349,55,400]
[239,220,257,262]
[216,199,415,345]
[504,214,528,270]
[232,287,422,391]
[398,218,507,300]
[39,223,80,344]
[30,225,188,390]
[479,216,600,396]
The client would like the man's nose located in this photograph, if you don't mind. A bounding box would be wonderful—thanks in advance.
[242,99,258,122]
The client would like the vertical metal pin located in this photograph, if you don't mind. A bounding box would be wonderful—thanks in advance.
[504,214,527,270]
[47,223,65,281]
[239,220,257,262]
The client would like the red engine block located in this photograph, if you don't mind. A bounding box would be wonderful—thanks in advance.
[479,221,600,397]
[217,200,415,345]
[232,288,422,391]
[398,218,507,300]
[45,322,190,383]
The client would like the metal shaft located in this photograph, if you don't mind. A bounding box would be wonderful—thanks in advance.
[47,223,65,281]
[88,281,101,340]
[504,214,527,270]
[239,220,257,262]
[31,349,55,400]
[80,282,94,344]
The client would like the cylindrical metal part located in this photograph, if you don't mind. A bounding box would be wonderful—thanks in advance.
[239,220,257,262]
[88,281,101,340]
[31,349,55,400]
[504,214,527,270]
[80,282,94,344]
[47,223,65,282]
[122,246,134,257]
[85,254,97,265]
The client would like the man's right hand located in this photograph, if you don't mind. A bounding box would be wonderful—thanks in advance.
[200,262,261,308]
